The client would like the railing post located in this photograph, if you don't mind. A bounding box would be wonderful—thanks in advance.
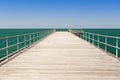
[37,32,39,41]
[92,33,94,45]
[24,35,26,47]
[85,32,87,41]
[39,32,40,40]
[82,32,84,39]
[38,32,39,41]
[105,36,107,53]
[89,33,90,42]
[36,32,37,42]
[98,34,99,48]
[37,32,39,42]
[30,33,32,45]
[34,33,35,43]
[79,31,81,38]
[87,32,89,42]
[84,32,85,40]
[81,31,83,39]
[116,37,118,59]
[86,32,88,41]
[6,36,9,60]
[17,35,19,51]
[87,32,88,41]
[82,32,84,40]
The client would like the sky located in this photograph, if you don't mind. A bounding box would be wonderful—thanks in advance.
[0,0,120,28]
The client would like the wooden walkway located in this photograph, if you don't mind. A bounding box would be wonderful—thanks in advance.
[0,32,120,80]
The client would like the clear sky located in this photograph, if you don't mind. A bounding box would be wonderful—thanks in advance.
[0,0,120,28]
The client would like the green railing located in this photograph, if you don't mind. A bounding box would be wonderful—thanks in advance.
[0,30,55,62]
[69,29,120,60]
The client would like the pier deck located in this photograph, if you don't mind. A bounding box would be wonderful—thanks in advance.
[0,32,120,80]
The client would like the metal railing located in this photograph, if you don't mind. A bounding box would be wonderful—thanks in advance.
[0,30,55,62]
[69,29,120,60]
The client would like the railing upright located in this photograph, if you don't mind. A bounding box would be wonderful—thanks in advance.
[37,32,39,42]
[39,32,41,39]
[39,32,40,40]
[92,33,94,45]
[38,32,40,40]
[6,37,9,60]
[86,33,89,42]
[84,32,85,40]
[30,33,32,45]
[98,34,99,48]
[116,37,118,58]
[17,35,19,51]
[24,35,26,47]
[89,33,90,42]
[81,31,83,39]
[82,32,84,40]
[83,32,84,39]
[36,33,37,41]
[105,36,107,53]
[85,32,87,41]
[34,33,35,43]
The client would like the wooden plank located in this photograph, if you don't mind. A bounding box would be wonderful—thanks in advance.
[0,32,120,80]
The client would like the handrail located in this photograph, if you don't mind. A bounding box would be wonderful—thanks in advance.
[0,31,43,40]
[69,29,120,59]
[0,29,56,62]
[69,29,120,39]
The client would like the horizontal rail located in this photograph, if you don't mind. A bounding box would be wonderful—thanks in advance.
[0,30,56,62]
[0,31,48,40]
[69,29,120,39]
[69,29,120,59]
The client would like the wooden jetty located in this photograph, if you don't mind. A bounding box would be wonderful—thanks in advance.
[0,32,120,80]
